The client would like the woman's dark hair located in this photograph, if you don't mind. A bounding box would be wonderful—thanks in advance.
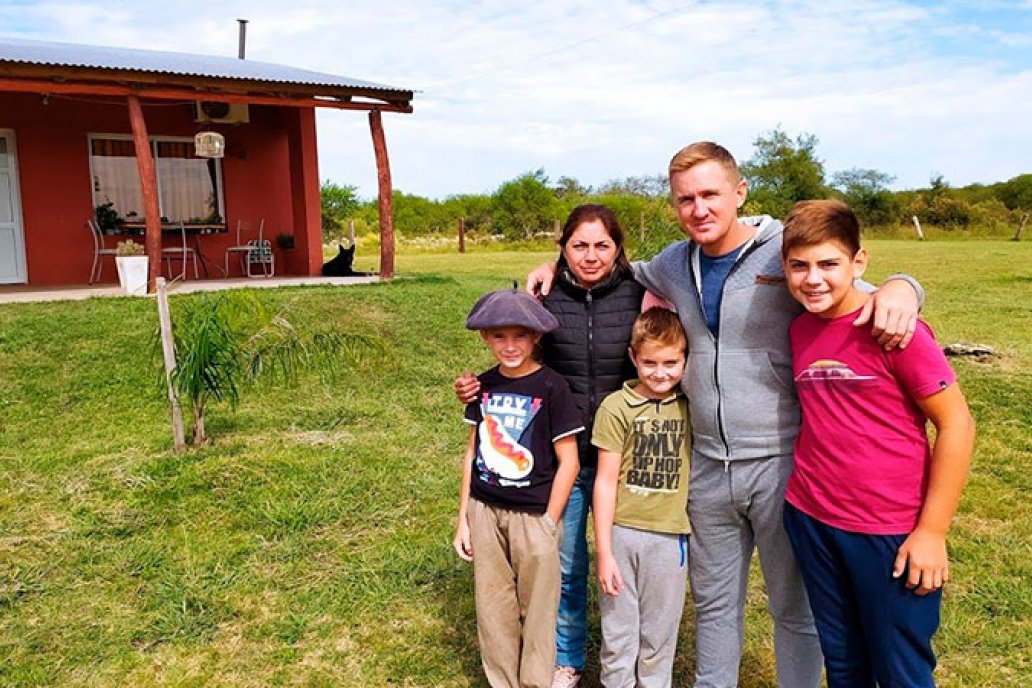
[556,204,632,276]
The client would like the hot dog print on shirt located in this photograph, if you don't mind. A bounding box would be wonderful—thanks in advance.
[476,392,542,487]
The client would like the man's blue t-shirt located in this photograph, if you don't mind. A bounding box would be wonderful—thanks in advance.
[699,246,744,337]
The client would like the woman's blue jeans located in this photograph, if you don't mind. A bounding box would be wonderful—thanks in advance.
[555,465,595,671]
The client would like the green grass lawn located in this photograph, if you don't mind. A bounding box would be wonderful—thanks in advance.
[1,240,1030,686]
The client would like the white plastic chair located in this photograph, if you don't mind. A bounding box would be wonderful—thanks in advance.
[224,219,273,277]
[87,219,118,284]
[161,222,199,281]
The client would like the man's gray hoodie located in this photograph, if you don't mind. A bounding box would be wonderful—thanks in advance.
[634,216,802,462]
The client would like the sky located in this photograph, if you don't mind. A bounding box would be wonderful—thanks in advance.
[3,0,1031,199]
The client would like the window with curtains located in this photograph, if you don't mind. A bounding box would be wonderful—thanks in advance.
[89,136,225,228]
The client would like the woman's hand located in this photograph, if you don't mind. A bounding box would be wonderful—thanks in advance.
[453,370,480,405]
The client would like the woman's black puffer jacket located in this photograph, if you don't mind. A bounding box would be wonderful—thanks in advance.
[541,266,645,468]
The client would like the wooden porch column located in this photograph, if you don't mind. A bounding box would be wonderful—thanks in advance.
[368,110,395,279]
[285,107,324,276]
[126,94,162,293]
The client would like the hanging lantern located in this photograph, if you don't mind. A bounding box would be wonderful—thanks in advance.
[195,131,226,158]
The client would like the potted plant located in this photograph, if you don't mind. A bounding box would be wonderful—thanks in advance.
[94,201,125,233]
[114,240,148,296]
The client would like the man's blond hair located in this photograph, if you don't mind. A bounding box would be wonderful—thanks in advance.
[668,141,741,182]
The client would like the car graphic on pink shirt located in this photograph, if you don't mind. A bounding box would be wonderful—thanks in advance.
[795,359,877,384]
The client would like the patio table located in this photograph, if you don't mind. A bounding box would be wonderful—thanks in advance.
[107,223,229,278]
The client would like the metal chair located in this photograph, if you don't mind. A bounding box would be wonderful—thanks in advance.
[224,219,273,277]
[246,237,275,277]
[161,222,199,281]
[87,219,118,284]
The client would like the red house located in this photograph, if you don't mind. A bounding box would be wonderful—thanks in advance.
[0,36,413,289]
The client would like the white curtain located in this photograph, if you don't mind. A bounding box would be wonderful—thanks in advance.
[91,138,221,223]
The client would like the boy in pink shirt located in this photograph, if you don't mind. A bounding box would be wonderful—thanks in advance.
[780,200,975,687]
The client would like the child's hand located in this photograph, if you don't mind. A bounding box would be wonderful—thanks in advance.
[597,553,624,597]
[453,521,474,562]
[453,370,480,405]
[893,528,948,596]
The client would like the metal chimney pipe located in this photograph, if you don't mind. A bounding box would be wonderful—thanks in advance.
[237,19,248,59]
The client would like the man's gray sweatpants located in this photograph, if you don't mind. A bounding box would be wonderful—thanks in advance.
[688,452,822,688]
[599,525,689,688]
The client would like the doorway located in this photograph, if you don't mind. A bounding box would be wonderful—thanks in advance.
[0,130,27,284]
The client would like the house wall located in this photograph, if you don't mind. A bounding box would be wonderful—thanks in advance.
[0,92,323,285]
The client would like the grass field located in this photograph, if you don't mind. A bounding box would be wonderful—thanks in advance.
[1,240,1030,686]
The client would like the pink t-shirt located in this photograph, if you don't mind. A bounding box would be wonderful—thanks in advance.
[786,309,957,535]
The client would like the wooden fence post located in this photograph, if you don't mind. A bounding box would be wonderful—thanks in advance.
[911,215,925,241]
[1013,212,1029,242]
[348,219,356,246]
[156,277,186,451]
[458,217,466,253]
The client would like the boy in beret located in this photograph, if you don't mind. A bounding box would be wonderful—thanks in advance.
[454,287,583,688]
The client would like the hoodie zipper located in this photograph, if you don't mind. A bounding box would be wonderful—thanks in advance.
[696,237,763,460]
[693,289,732,458]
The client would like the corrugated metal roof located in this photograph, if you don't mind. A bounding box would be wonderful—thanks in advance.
[0,35,410,94]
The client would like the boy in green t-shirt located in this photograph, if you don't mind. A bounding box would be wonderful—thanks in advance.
[592,307,691,687]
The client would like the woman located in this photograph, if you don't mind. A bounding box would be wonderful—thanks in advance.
[457,204,644,688]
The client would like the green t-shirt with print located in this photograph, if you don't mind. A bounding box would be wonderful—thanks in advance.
[592,380,691,535]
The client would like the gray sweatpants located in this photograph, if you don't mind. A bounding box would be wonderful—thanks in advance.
[599,524,689,688]
[688,452,822,688]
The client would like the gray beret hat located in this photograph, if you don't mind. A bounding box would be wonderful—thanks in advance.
[466,288,560,333]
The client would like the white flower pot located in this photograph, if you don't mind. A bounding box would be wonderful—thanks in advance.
[115,255,149,296]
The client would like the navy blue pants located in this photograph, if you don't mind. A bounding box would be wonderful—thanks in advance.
[783,503,942,687]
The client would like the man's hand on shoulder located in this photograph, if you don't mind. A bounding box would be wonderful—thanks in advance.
[852,278,920,350]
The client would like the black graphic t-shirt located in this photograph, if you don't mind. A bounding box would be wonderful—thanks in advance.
[464,365,584,513]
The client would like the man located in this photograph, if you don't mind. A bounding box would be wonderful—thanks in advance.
[532,141,922,687]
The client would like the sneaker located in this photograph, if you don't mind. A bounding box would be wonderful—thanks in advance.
[552,665,581,688]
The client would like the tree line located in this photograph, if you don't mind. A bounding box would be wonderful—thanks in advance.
[322,128,1032,248]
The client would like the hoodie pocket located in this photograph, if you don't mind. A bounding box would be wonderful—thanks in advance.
[718,350,798,441]
[685,350,720,444]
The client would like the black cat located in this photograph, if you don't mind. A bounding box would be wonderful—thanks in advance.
[321,244,373,277]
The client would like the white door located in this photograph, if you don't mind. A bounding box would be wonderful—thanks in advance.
[0,130,28,284]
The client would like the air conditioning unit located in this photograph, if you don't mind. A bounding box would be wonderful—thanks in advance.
[192,101,250,124]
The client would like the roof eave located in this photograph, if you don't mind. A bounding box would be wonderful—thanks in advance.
[0,62,414,112]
